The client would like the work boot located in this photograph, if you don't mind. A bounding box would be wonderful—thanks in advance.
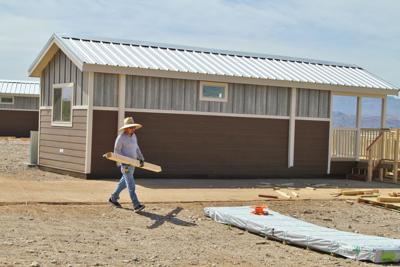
[108,197,122,208]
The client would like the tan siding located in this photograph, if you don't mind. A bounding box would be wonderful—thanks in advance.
[40,159,85,172]
[40,140,86,151]
[39,109,87,173]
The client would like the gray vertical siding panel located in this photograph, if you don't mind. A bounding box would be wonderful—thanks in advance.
[54,52,60,83]
[232,84,244,114]
[134,76,146,108]
[125,76,132,108]
[40,50,86,107]
[94,73,102,106]
[70,62,77,105]
[145,77,159,109]
[308,89,319,117]
[297,88,309,117]
[255,85,267,115]
[0,96,39,110]
[297,88,329,118]
[244,84,256,114]
[93,73,118,107]
[221,84,233,113]
[318,90,330,118]
[59,52,65,83]
[76,67,83,105]
[184,80,197,111]
[267,87,278,115]
[277,88,289,116]
[65,55,71,83]
[171,79,185,110]
[159,78,172,110]
[49,59,54,106]
[124,75,293,117]
[82,72,88,105]
[208,101,221,113]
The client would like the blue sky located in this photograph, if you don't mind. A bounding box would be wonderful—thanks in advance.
[0,0,399,88]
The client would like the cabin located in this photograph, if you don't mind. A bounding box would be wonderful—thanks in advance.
[28,33,399,179]
[0,80,39,137]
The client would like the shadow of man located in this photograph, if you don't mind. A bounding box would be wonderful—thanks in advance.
[122,206,197,229]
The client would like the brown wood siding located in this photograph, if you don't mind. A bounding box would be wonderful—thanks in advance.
[90,110,119,178]
[293,120,329,176]
[89,112,331,178]
[0,110,38,137]
[39,109,87,173]
[89,111,290,178]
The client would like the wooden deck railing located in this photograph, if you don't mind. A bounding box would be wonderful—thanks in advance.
[366,129,400,182]
[331,128,381,160]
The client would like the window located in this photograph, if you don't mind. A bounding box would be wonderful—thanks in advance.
[0,96,13,104]
[199,81,228,102]
[52,83,73,126]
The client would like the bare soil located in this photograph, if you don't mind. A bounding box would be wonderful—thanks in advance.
[1,137,400,266]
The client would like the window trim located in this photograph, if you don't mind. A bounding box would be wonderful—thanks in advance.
[199,81,228,102]
[51,83,74,127]
[0,96,14,105]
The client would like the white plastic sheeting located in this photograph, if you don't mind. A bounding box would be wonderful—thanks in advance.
[204,206,400,263]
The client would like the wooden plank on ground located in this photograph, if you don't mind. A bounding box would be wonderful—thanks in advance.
[377,197,400,203]
[258,194,278,199]
[358,196,400,211]
[275,190,291,199]
[341,189,379,196]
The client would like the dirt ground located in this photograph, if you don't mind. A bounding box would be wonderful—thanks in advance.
[1,137,400,266]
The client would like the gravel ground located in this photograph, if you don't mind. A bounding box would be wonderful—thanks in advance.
[1,137,400,266]
[1,201,400,267]
[0,137,76,181]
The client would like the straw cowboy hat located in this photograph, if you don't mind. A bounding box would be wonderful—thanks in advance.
[119,117,142,131]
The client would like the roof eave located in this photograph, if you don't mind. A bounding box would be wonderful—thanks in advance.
[28,34,84,77]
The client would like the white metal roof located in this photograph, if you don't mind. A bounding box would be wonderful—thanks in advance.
[0,80,40,96]
[29,34,398,91]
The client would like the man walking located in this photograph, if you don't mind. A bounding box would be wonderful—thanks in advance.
[108,116,145,212]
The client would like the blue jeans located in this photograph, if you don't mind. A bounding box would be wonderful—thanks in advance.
[111,165,141,208]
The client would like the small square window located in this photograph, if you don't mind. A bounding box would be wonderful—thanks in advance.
[52,83,73,126]
[199,81,228,102]
[0,96,14,104]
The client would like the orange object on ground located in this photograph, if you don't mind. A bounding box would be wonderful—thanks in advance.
[252,205,268,215]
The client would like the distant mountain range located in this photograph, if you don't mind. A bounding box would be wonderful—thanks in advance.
[332,96,400,128]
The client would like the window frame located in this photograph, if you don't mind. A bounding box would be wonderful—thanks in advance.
[199,81,228,102]
[51,83,74,127]
[0,96,14,105]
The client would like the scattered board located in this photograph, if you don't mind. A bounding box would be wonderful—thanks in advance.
[258,194,279,199]
[358,196,400,211]
[341,189,379,196]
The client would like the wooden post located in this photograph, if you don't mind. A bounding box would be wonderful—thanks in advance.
[381,96,387,129]
[367,150,373,182]
[394,130,399,183]
[355,96,362,161]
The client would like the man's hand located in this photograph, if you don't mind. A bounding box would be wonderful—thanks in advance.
[139,159,145,167]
